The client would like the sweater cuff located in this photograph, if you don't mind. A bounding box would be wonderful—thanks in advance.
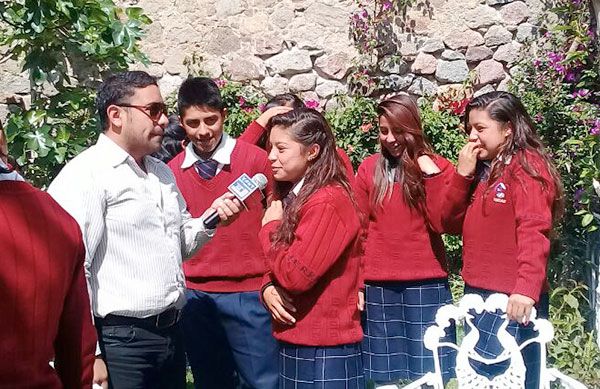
[512,280,543,303]
[448,170,473,194]
[239,120,266,145]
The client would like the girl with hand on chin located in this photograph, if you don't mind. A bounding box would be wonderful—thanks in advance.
[355,94,457,388]
[444,91,563,389]
[259,108,364,388]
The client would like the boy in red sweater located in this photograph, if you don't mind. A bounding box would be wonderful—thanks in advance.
[261,108,364,388]
[168,77,278,389]
[444,91,563,389]
[0,125,96,389]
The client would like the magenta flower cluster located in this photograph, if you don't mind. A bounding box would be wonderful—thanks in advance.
[304,99,320,109]
[591,119,600,136]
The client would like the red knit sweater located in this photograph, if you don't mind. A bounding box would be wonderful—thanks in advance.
[168,141,273,292]
[355,154,454,283]
[259,185,363,346]
[443,151,556,302]
[240,120,355,181]
[0,181,96,389]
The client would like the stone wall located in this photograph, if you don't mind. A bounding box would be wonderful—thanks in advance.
[0,0,548,118]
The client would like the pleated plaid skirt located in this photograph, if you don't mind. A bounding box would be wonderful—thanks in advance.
[464,285,550,389]
[362,279,457,384]
[278,342,364,389]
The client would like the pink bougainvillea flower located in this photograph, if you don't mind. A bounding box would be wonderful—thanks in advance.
[347,145,355,154]
[570,89,590,99]
[591,119,600,136]
[243,106,254,113]
[554,64,566,74]
[360,123,373,133]
[532,58,541,67]
[258,103,266,113]
[382,1,392,11]
[214,78,226,88]
[305,99,320,109]
[548,52,563,65]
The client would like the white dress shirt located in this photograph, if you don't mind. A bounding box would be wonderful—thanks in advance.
[180,132,236,175]
[0,160,24,182]
[48,134,213,318]
[291,177,305,196]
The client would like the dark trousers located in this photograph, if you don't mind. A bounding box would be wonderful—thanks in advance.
[182,289,279,389]
[96,321,186,389]
[464,286,550,389]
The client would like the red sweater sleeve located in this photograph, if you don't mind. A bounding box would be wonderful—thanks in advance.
[423,156,454,234]
[336,147,355,186]
[354,161,371,288]
[439,170,474,234]
[53,239,96,389]
[258,197,359,294]
[238,120,266,146]
[511,167,554,301]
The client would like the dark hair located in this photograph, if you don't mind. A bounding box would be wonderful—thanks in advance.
[256,94,306,148]
[96,71,158,131]
[152,115,187,163]
[464,91,564,221]
[267,108,355,246]
[178,77,224,116]
[374,94,433,211]
[264,93,305,111]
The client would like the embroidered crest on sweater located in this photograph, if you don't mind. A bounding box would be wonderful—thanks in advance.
[493,182,507,203]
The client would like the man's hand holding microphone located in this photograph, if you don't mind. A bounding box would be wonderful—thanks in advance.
[202,173,269,229]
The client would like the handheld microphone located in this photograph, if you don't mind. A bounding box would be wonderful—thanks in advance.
[203,173,268,229]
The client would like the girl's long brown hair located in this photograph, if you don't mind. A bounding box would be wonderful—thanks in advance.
[267,108,356,246]
[373,95,433,212]
[464,91,564,221]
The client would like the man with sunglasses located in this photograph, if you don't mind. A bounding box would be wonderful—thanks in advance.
[48,71,242,389]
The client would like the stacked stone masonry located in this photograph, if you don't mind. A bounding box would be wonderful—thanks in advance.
[0,0,548,117]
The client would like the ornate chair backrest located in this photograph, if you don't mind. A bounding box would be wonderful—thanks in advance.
[422,293,554,389]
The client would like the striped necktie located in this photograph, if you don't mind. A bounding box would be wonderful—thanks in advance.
[195,159,219,180]
[283,190,296,209]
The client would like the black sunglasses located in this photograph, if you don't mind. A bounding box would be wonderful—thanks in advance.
[118,102,169,124]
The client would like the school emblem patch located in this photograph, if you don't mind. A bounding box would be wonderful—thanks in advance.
[493,182,507,203]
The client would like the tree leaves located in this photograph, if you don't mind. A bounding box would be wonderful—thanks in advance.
[2,0,151,186]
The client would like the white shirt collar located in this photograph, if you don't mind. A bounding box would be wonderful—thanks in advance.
[0,159,24,182]
[181,132,236,169]
[97,133,134,168]
[292,177,305,196]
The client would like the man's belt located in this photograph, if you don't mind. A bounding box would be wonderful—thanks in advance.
[95,306,181,330]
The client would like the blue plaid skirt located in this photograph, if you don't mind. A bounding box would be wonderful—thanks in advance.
[464,285,549,389]
[362,280,457,384]
[279,342,364,389]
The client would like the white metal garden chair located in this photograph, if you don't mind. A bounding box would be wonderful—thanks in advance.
[400,293,587,389]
